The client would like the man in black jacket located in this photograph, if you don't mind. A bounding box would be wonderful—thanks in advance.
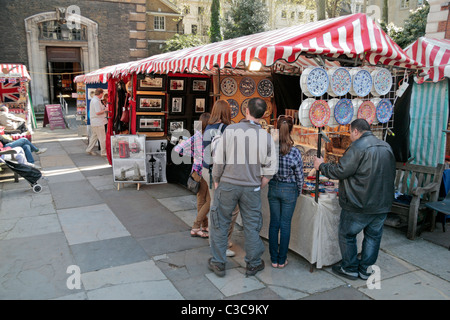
[314,119,396,280]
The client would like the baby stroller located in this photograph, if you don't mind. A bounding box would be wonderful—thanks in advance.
[2,159,43,193]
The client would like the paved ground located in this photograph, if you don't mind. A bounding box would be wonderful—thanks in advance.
[0,111,449,303]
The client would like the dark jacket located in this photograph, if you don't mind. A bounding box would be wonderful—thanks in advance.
[319,131,396,214]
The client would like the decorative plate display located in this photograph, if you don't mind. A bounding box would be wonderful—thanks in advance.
[221,77,238,96]
[227,99,239,118]
[372,68,392,96]
[376,98,393,123]
[240,98,250,116]
[351,68,372,97]
[309,100,330,127]
[328,67,351,97]
[257,79,274,97]
[357,100,376,124]
[334,99,354,125]
[301,67,329,97]
[239,77,256,97]
[299,98,315,127]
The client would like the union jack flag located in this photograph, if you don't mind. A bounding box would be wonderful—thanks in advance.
[0,82,20,102]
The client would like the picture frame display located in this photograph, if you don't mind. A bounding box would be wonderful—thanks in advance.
[191,78,210,93]
[168,119,187,133]
[111,135,147,184]
[137,74,166,91]
[169,95,185,115]
[168,77,187,93]
[136,95,165,112]
[136,115,165,132]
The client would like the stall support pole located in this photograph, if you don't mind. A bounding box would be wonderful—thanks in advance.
[315,127,322,203]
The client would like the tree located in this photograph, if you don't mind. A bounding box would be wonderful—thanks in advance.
[210,0,222,43]
[162,33,205,53]
[222,0,269,40]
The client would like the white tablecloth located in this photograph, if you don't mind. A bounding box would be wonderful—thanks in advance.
[260,187,362,269]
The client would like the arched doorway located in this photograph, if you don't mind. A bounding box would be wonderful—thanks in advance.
[25,11,99,111]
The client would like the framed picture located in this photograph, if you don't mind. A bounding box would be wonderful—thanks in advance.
[194,96,208,114]
[111,134,147,184]
[136,95,165,112]
[168,119,187,133]
[146,152,167,184]
[136,115,165,132]
[137,74,166,91]
[191,78,210,93]
[168,77,187,93]
[169,96,185,115]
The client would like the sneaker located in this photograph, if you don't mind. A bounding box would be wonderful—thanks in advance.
[28,163,41,169]
[226,249,235,257]
[331,265,358,280]
[358,269,372,280]
[35,148,47,155]
[208,257,225,277]
[245,260,265,277]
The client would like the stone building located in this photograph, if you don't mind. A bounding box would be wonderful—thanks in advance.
[426,0,450,39]
[0,0,180,110]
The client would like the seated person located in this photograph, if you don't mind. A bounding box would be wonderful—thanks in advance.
[0,146,40,169]
[0,135,46,164]
[0,105,27,133]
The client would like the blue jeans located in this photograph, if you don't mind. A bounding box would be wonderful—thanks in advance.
[5,138,38,163]
[268,180,298,265]
[338,209,387,274]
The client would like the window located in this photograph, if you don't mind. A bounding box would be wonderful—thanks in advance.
[38,21,87,41]
[184,5,190,15]
[192,24,198,35]
[298,12,304,20]
[198,6,204,15]
[291,12,295,19]
[154,16,165,30]
[400,0,410,9]
[281,10,287,19]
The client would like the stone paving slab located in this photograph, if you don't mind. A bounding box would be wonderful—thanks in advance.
[49,179,104,210]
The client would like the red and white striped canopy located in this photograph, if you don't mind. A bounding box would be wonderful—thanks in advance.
[75,13,422,83]
[0,64,31,80]
[404,37,450,82]
[74,61,135,84]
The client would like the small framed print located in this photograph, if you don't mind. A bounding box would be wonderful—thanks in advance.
[136,95,165,112]
[168,78,187,93]
[169,96,185,115]
[137,74,166,91]
[194,96,208,114]
[168,119,187,133]
[191,78,210,93]
[136,115,165,132]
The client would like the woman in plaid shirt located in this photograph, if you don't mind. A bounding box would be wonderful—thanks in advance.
[268,115,304,268]
[174,112,211,238]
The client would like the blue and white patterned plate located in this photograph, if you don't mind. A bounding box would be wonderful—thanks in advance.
[301,67,329,97]
[227,99,239,118]
[334,99,354,125]
[376,98,393,123]
[239,77,256,97]
[351,68,372,97]
[328,67,351,96]
[372,68,392,96]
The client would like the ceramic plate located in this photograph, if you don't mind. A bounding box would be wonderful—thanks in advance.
[334,99,354,125]
[239,77,256,97]
[302,67,329,97]
[373,68,392,96]
[329,67,351,96]
[257,79,274,97]
[357,101,376,124]
[376,98,393,123]
[309,100,330,127]
[227,99,239,118]
[221,77,238,96]
[240,98,250,116]
[352,69,372,97]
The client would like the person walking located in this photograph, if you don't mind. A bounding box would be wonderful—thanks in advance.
[268,115,304,269]
[314,119,396,280]
[208,97,277,277]
[202,100,238,257]
[174,113,211,238]
[86,88,108,156]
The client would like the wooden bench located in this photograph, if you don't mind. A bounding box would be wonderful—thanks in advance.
[391,162,444,240]
[0,149,19,182]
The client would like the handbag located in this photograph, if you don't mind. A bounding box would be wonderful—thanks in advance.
[187,172,200,193]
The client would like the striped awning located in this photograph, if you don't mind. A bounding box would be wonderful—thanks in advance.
[74,61,136,84]
[0,64,31,81]
[75,13,423,83]
[404,37,450,82]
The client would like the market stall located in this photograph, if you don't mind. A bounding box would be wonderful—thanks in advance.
[0,64,35,138]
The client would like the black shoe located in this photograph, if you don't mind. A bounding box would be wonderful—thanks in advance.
[331,264,358,280]
[245,260,265,276]
[358,269,372,280]
[208,257,225,277]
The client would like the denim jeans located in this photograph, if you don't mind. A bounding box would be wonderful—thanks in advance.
[5,138,38,163]
[338,209,387,274]
[210,182,264,268]
[267,180,298,265]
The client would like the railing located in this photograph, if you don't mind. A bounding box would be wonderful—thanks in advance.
[59,94,69,114]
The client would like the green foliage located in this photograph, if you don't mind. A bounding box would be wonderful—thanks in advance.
[162,33,205,53]
[222,0,269,40]
[210,0,222,43]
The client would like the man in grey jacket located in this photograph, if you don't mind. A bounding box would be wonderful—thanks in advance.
[209,98,277,277]
[314,119,396,280]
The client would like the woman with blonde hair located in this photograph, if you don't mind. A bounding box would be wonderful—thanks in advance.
[268,115,304,268]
